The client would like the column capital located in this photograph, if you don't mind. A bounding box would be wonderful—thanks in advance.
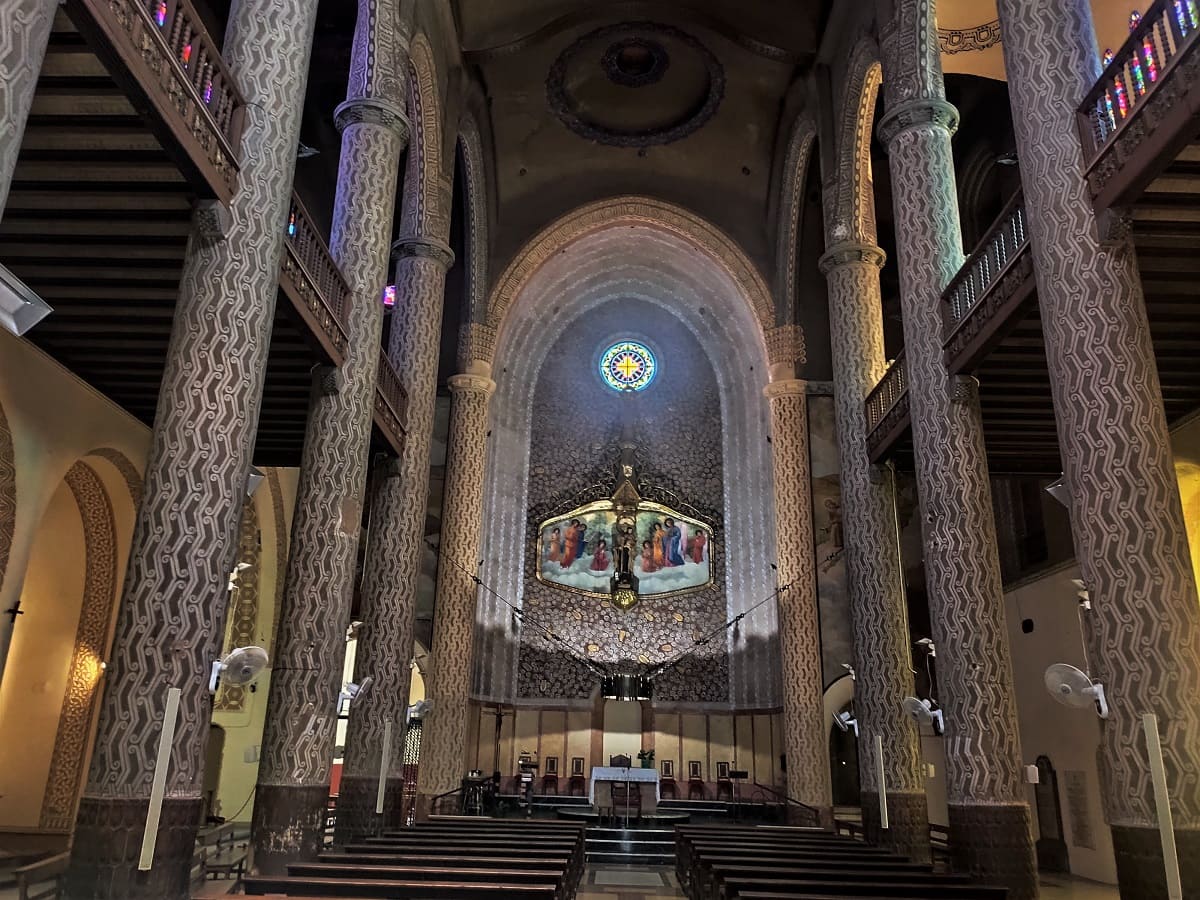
[819,241,887,274]
[878,98,959,146]
[334,97,410,141]
[391,235,455,270]
[448,372,496,397]
[763,378,808,401]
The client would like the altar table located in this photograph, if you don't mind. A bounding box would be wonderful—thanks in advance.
[588,766,660,804]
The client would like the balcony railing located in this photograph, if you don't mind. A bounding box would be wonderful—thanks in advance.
[374,350,408,456]
[73,0,246,201]
[1077,0,1200,209]
[941,193,1037,373]
[864,352,910,462]
[279,193,351,364]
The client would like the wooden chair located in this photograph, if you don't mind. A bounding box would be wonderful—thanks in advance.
[609,754,631,767]
[660,775,677,799]
[567,773,587,796]
[716,775,733,802]
[687,776,706,800]
[541,772,558,795]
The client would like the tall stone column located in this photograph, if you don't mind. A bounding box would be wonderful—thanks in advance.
[764,378,832,826]
[250,0,409,872]
[877,4,1034,897]
[997,2,1200,894]
[0,0,56,217]
[820,242,929,861]
[63,0,318,896]
[338,231,454,831]
[415,366,495,809]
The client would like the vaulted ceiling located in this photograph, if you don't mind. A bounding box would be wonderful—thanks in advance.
[453,1,833,269]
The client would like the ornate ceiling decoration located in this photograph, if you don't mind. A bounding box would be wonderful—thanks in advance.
[938,20,1003,55]
[547,22,725,148]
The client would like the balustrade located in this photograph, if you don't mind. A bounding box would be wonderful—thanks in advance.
[864,352,909,459]
[943,195,1028,332]
[374,349,408,456]
[1078,0,1200,202]
[279,193,352,363]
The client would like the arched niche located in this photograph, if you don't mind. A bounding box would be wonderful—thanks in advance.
[474,201,780,710]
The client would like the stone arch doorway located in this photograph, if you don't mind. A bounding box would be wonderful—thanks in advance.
[0,455,125,833]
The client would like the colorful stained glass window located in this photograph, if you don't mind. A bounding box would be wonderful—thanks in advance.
[600,340,657,392]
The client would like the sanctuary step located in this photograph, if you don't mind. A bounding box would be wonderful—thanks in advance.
[584,826,675,866]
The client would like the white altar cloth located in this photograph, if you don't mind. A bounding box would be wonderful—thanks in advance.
[589,766,660,804]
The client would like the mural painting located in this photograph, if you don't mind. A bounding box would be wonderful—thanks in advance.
[536,501,713,599]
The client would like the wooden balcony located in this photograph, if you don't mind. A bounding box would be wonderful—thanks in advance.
[941,194,1037,375]
[1078,0,1200,215]
[278,193,352,366]
[373,350,409,457]
[864,352,909,464]
[67,0,245,204]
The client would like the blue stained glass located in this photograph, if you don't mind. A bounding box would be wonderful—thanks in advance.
[600,341,657,392]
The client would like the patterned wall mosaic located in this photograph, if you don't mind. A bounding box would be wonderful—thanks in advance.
[517,300,729,702]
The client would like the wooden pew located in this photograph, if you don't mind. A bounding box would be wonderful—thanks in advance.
[243,874,559,898]
[287,862,567,898]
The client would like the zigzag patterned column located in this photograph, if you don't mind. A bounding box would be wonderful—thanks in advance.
[340,233,454,827]
[820,242,929,860]
[63,0,318,895]
[997,1,1200,894]
[878,4,1034,897]
[764,378,832,826]
[0,0,56,217]
[250,0,409,869]
[415,368,495,808]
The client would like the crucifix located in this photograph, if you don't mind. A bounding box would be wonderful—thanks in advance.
[0,598,25,697]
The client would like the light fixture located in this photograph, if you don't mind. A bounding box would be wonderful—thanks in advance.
[1045,475,1070,509]
[0,262,53,336]
[246,466,265,497]
[601,672,652,701]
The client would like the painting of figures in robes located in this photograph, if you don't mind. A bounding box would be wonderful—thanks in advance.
[536,500,713,599]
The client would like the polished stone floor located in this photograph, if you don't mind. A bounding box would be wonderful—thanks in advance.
[575,864,1120,900]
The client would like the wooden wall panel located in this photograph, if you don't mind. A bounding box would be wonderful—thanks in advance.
[681,713,707,780]
[566,710,591,777]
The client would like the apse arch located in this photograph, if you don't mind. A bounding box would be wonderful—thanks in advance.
[401,31,450,240]
[483,196,775,337]
[456,114,490,324]
[473,201,783,709]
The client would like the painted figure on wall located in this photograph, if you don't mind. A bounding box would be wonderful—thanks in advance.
[663,517,685,567]
[590,539,610,572]
[537,501,712,598]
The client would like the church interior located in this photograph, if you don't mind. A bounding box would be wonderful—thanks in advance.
[0,0,1198,898]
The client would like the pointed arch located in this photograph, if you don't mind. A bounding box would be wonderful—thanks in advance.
[400,31,449,240]
[775,112,818,325]
[830,37,884,245]
[457,112,490,324]
[0,399,14,598]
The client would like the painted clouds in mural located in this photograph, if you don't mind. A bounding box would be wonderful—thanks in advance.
[537,502,712,598]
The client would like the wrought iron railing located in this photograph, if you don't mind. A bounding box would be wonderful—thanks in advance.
[280,192,351,361]
[942,193,1029,335]
[1078,0,1200,167]
[78,0,246,198]
[864,352,908,437]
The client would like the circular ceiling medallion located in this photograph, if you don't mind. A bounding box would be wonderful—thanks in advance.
[602,38,670,87]
[548,22,725,148]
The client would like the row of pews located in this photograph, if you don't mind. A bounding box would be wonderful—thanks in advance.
[676,824,1009,899]
[241,817,586,899]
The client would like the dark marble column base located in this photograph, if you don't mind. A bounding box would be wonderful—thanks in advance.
[333,775,407,844]
[861,790,931,863]
[250,782,331,875]
[63,795,202,900]
[1113,824,1200,899]
[947,802,1036,900]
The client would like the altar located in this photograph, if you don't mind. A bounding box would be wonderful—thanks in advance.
[589,765,660,805]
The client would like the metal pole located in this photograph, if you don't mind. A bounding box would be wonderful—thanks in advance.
[874,735,889,830]
[139,687,182,870]
[1143,713,1182,900]
[376,717,393,815]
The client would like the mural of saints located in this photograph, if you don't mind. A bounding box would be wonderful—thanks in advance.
[537,502,713,600]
